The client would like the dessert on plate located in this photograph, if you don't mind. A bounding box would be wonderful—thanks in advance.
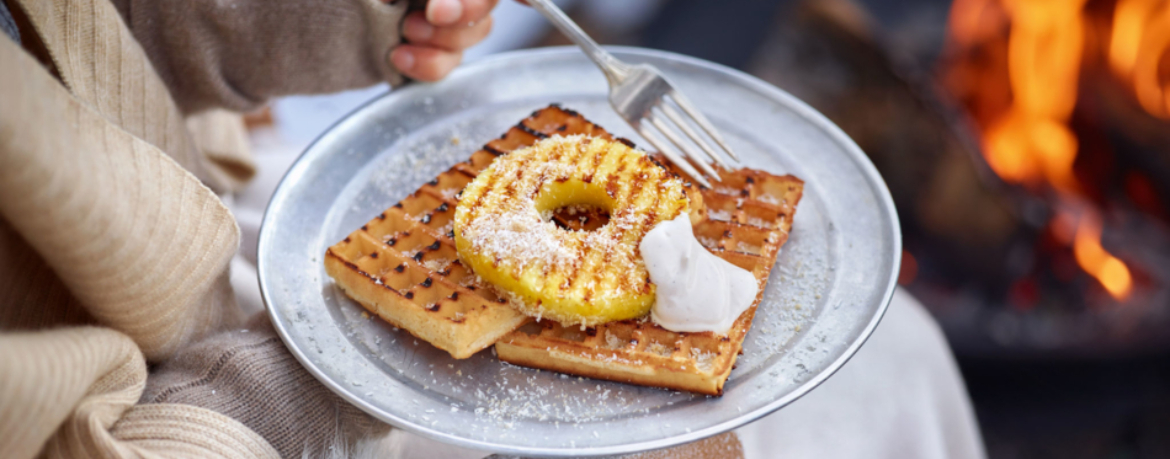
[324,105,803,395]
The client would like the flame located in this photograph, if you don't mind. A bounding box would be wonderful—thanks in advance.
[982,0,1085,193]
[944,0,1141,300]
[1074,212,1134,300]
[949,0,1009,47]
[1109,0,1170,118]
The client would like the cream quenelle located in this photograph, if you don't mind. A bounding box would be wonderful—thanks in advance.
[639,214,759,334]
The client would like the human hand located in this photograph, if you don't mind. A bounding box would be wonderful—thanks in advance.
[389,0,499,81]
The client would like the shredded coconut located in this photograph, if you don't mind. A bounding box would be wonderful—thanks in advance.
[604,330,625,349]
[453,135,689,324]
[422,258,452,272]
[440,188,461,201]
[690,348,716,373]
[757,194,780,205]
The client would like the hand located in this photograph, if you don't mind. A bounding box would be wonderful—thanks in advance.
[390,0,498,81]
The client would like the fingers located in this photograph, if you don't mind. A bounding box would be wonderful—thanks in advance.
[404,13,493,51]
[390,45,464,81]
[426,0,498,27]
[393,0,498,81]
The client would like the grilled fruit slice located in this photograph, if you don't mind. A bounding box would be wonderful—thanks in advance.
[453,136,696,327]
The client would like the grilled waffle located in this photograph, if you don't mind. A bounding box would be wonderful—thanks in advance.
[326,105,803,395]
[324,106,629,359]
[496,162,802,395]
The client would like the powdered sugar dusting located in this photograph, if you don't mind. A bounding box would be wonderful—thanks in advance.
[732,198,832,376]
[462,201,579,272]
[453,135,690,325]
[422,258,452,272]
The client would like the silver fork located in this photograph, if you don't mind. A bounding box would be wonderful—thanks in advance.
[526,0,739,188]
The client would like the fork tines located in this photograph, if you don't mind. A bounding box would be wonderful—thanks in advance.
[631,91,739,189]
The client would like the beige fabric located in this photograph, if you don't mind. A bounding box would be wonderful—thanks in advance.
[10,0,228,192]
[0,30,287,457]
[0,0,417,455]
[140,316,392,458]
[0,32,242,362]
[109,0,409,114]
[186,110,258,190]
[0,327,143,459]
[619,432,743,459]
[108,404,279,458]
[0,327,280,459]
[0,219,93,330]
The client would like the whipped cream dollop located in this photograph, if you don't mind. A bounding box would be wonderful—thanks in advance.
[640,215,759,334]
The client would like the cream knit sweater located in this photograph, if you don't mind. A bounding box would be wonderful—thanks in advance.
[0,0,409,456]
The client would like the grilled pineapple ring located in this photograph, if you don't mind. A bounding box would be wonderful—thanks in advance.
[454,135,698,326]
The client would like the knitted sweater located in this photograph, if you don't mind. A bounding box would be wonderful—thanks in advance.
[0,0,408,456]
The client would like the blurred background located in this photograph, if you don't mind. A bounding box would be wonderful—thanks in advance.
[247,1,1170,457]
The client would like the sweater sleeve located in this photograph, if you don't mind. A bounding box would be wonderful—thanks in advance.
[110,0,410,114]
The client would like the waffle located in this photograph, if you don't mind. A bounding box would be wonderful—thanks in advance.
[324,106,627,359]
[496,160,802,395]
[326,105,804,396]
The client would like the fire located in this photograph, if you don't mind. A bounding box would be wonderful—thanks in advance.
[1109,0,1170,118]
[1073,212,1134,300]
[944,0,1148,300]
[978,0,1085,192]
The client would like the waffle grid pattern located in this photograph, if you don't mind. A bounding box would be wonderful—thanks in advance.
[325,105,804,394]
[323,106,620,358]
[495,164,802,395]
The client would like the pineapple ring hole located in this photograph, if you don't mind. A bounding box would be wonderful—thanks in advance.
[535,179,615,232]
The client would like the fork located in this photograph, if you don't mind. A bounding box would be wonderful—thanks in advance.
[526,0,739,188]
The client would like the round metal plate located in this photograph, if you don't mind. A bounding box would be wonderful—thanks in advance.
[259,47,900,457]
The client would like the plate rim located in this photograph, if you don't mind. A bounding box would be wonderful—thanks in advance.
[258,45,901,456]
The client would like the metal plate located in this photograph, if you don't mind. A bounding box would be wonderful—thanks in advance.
[259,47,900,457]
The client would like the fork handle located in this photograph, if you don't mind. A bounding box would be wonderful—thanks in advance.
[525,0,628,84]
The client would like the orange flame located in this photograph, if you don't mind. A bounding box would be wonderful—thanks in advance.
[944,0,1139,300]
[1109,0,1170,119]
[982,0,1085,193]
[1074,213,1134,300]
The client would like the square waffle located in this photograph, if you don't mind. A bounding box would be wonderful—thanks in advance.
[323,106,617,358]
[325,105,803,395]
[495,158,802,396]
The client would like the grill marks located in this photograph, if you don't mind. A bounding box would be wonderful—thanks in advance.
[637,180,668,294]
[556,140,605,295]
[354,105,705,327]
[455,128,691,325]
[611,153,662,295]
[462,164,499,225]
[333,227,489,321]
[517,121,550,139]
[584,140,606,185]
[329,105,803,385]
[570,145,661,302]
[549,140,593,292]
